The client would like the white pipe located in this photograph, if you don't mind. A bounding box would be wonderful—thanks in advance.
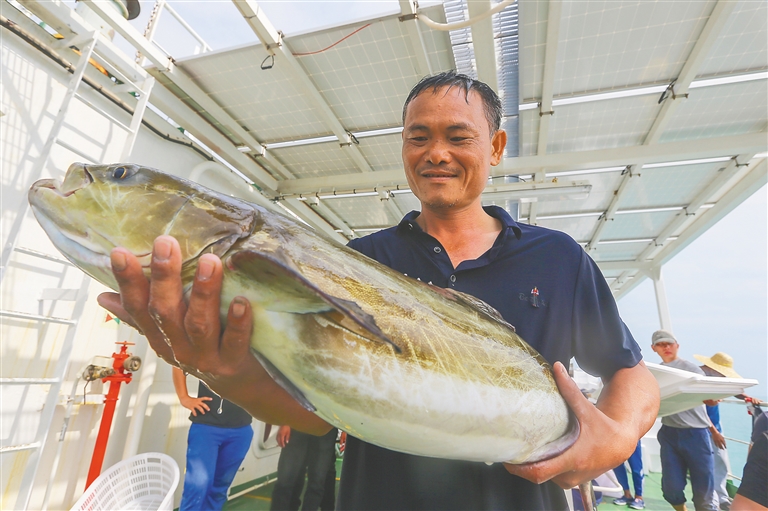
[41,370,85,511]
[650,266,673,331]
[122,347,158,459]
[417,0,516,31]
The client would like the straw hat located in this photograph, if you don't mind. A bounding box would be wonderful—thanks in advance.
[693,352,742,379]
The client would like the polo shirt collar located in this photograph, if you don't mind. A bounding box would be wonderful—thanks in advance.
[396,205,522,240]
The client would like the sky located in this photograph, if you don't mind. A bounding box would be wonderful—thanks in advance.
[112,1,767,399]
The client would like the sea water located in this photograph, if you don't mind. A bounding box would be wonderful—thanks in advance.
[718,400,760,480]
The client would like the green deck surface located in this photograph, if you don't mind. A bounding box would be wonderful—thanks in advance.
[223,464,703,511]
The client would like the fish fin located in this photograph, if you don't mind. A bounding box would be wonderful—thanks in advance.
[432,286,516,332]
[516,409,580,463]
[251,349,316,412]
[229,250,401,353]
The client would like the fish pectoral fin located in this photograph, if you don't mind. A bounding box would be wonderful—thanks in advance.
[251,349,316,412]
[227,249,332,313]
[228,250,401,353]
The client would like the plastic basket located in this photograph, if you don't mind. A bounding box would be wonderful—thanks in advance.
[70,452,180,511]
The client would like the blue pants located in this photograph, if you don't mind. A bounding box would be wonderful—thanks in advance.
[180,423,254,511]
[271,429,337,511]
[658,425,716,511]
[613,440,643,496]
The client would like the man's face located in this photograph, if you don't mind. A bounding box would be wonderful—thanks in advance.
[652,341,679,363]
[401,87,506,213]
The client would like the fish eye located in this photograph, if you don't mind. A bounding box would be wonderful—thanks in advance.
[113,166,128,179]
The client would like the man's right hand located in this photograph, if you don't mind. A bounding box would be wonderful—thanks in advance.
[180,396,212,417]
[96,236,331,435]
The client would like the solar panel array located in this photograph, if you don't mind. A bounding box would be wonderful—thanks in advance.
[160,0,766,295]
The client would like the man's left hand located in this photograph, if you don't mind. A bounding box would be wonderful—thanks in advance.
[504,361,659,489]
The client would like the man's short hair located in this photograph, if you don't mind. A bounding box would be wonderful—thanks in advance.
[402,70,503,135]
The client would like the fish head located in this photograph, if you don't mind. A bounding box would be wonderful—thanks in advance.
[28,162,258,290]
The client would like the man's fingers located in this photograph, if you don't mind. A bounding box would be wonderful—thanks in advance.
[219,296,254,366]
[108,248,177,364]
[552,361,592,418]
[147,236,190,354]
[183,254,224,362]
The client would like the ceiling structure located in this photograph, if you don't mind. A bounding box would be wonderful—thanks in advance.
[16,0,768,298]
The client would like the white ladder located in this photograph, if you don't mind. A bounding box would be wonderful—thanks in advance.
[0,30,154,509]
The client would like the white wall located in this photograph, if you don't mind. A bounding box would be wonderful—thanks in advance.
[1,15,278,509]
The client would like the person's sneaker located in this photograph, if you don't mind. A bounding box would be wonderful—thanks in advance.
[613,496,631,506]
[628,498,645,509]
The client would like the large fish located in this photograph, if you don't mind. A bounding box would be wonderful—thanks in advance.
[28,162,579,464]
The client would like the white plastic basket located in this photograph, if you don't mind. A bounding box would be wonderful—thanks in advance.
[70,452,180,511]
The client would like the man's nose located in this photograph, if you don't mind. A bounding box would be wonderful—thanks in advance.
[425,139,451,165]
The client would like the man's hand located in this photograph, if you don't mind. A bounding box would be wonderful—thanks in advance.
[180,395,212,417]
[504,361,659,489]
[711,427,726,450]
[97,236,331,435]
[277,425,292,448]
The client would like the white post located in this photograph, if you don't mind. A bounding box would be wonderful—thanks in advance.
[650,266,673,331]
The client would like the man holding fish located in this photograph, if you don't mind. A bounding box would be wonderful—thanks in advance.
[97,71,660,510]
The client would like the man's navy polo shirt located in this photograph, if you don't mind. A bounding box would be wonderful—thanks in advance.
[337,205,642,511]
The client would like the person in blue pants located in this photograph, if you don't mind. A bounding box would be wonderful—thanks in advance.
[612,440,644,509]
[173,367,254,511]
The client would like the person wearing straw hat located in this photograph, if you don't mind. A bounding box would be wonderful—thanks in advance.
[694,352,743,511]
[652,330,720,511]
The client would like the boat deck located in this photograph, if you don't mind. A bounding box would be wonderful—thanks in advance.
[222,462,701,511]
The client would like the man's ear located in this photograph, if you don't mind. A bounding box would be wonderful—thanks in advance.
[490,129,507,166]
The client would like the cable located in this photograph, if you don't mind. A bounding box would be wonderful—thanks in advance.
[292,23,371,56]
[416,0,516,31]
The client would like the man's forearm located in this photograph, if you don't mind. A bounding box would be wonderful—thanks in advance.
[597,361,660,444]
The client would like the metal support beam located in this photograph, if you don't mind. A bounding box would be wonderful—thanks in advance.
[586,165,638,251]
[537,0,561,155]
[468,0,498,91]
[645,0,737,145]
[611,158,767,300]
[233,0,374,173]
[398,0,433,76]
[499,132,767,176]
[637,153,754,260]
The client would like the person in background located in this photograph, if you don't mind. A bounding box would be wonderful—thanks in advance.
[694,352,744,511]
[270,425,337,511]
[172,367,254,511]
[612,440,644,509]
[730,426,767,511]
[651,330,719,511]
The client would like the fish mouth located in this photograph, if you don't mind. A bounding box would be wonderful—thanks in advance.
[29,164,94,198]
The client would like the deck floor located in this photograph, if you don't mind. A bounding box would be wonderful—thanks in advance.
[223,466,700,511]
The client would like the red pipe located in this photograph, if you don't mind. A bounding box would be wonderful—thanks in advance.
[85,343,134,489]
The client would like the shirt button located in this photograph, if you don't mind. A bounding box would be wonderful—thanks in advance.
[450,275,456,283]
[433,246,442,253]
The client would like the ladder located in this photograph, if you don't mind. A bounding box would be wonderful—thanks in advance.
[0,29,155,510]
